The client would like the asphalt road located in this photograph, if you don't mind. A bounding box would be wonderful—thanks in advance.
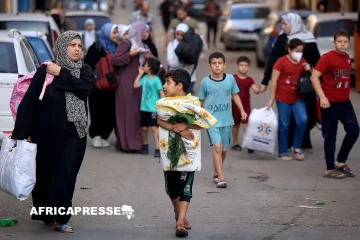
[1,1,360,239]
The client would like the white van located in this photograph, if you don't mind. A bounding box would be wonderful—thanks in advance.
[0,29,39,140]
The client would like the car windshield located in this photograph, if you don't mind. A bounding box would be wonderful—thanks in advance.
[26,37,54,63]
[230,7,269,20]
[316,20,356,37]
[0,42,18,73]
[64,16,111,31]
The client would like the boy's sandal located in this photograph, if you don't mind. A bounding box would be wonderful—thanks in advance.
[184,219,191,230]
[293,149,304,161]
[323,170,346,179]
[277,154,293,161]
[231,144,242,151]
[55,224,74,233]
[175,223,188,238]
[216,180,227,188]
[175,218,191,230]
[213,175,219,184]
[335,164,356,177]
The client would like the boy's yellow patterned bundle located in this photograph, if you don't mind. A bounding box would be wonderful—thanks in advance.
[156,94,217,172]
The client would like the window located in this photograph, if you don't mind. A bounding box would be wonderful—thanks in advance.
[230,7,270,20]
[0,21,50,36]
[20,41,37,73]
[315,20,356,37]
[0,42,18,73]
[26,37,53,63]
[0,20,53,47]
[64,16,111,31]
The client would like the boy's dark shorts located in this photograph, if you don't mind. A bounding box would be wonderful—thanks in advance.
[140,111,158,127]
[164,171,195,203]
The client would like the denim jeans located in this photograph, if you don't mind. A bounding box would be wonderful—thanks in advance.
[321,100,359,170]
[276,100,308,155]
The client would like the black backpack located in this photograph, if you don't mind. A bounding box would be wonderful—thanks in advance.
[297,71,315,95]
[175,30,203,65]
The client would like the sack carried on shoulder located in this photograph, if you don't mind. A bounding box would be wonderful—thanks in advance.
[297,72,315,95]
[175,30,203,65]
[94,44,118,91]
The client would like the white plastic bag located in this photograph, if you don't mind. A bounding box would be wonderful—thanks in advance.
[242,107,278,154]
[167,41,181,68]
[0,138,37,200]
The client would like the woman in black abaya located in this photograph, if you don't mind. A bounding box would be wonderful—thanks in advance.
[12,31,95,233]
[260,13,320,149]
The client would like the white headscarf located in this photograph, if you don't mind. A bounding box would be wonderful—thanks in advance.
[176,23,189,34]
[84,18,96,49]
[118,24,130,40]
[281,13,316,43]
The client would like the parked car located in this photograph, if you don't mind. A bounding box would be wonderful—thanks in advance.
[21,31,55,63]
[188,0,227,22]
[0,13,61,52]
[0,29,39,140]
[63,11,111,36]
[221,2,270,50]
[255,10,313,67]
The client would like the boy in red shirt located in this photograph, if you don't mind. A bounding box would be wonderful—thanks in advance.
[312,30,359,179]
[231,56,259,153]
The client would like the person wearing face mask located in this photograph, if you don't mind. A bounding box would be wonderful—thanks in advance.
[84,23,119,148]
[266,38,311,161]
[260,13,320,150]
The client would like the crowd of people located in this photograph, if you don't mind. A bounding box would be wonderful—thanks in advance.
[9,1,359,237]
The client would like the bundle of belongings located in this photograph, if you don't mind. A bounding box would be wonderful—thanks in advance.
[156,95,217,171]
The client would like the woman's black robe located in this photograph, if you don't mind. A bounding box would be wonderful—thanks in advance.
[84,42,116,140]
[12,64,94,225]
[262,33,321,149]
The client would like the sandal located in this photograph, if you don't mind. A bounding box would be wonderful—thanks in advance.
[292,148,305,161]
[175,223,188,238]
[184,219,191,230]
[277,154,293,161]
[323,169,346,179]
[231,144,242,151]
[55,224,74,233]
[216,180,227,188]
[175,217,191,230]
[335,164,356,177]
[213,175,219,184]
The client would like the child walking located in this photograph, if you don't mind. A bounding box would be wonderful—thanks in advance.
[231,56,259,153]
[156,69,217,237]
[199,52,247,188]
[311,30,359,178]
[134,56,165,157]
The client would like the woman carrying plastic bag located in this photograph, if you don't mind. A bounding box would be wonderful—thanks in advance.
[0,138,36,201]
